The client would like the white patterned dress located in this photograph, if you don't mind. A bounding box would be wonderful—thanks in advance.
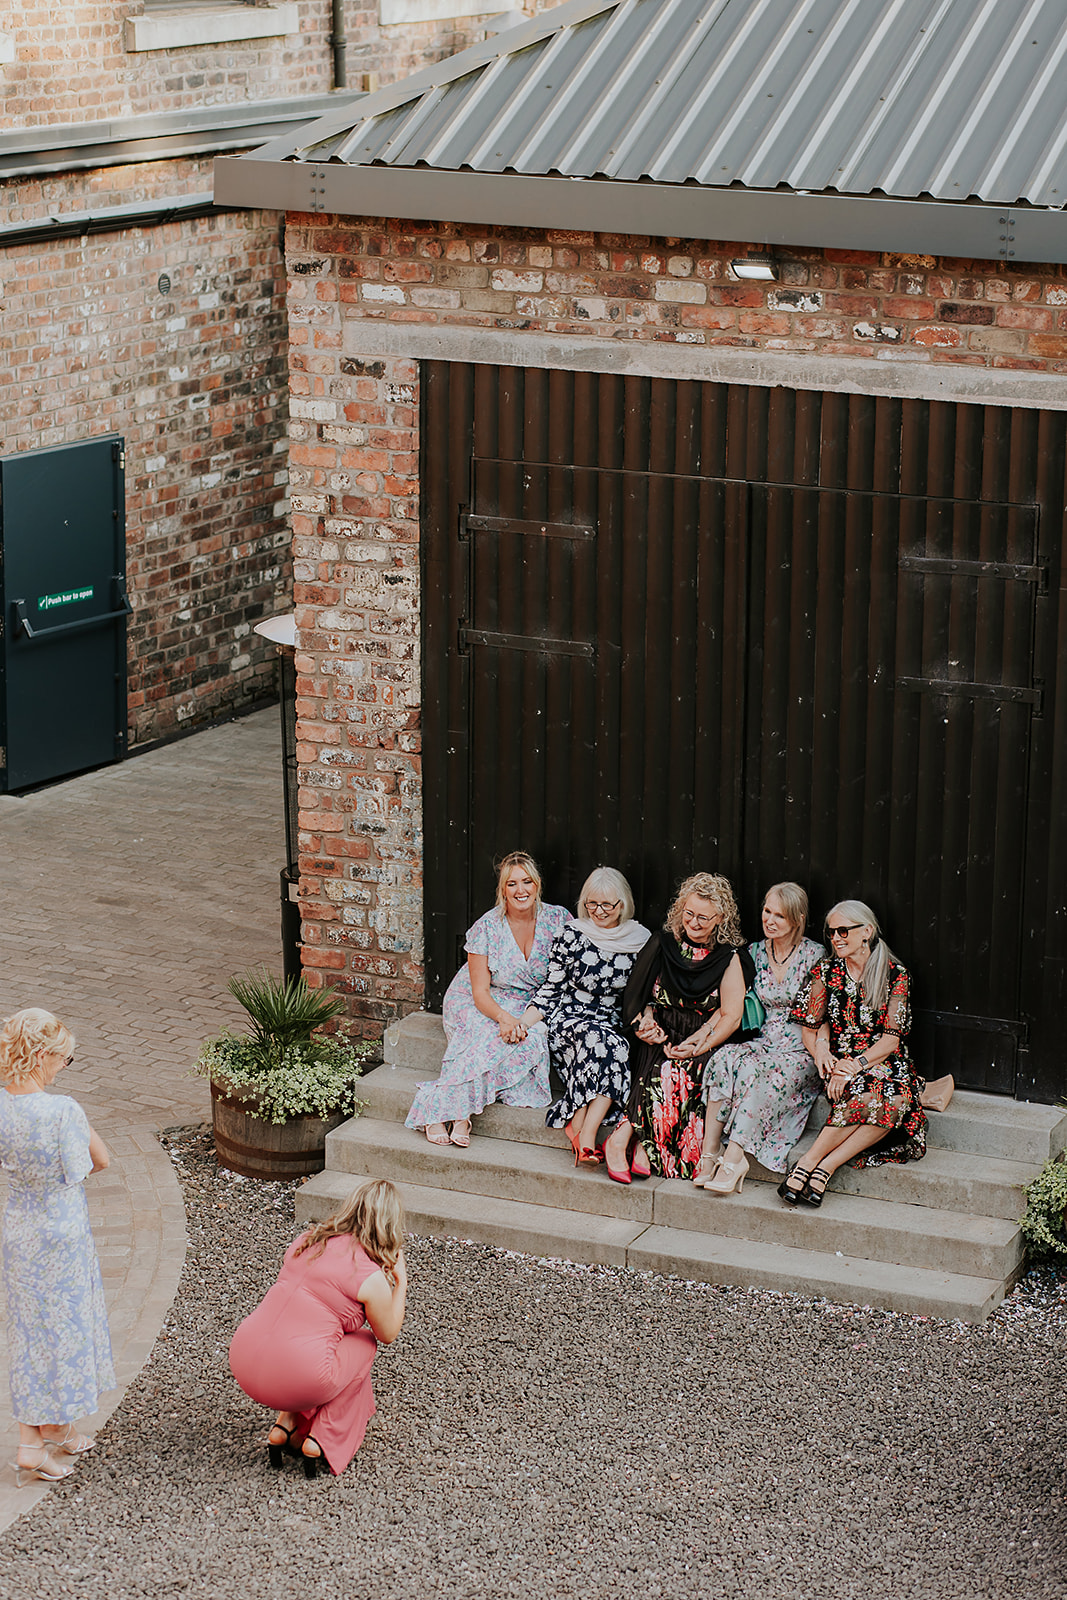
[406,903,570,1129]
[531,925,642,1129]
[701,937,825,1172]
[0,1090,114,1423]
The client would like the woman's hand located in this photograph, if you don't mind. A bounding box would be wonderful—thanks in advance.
[634,1007,667,1046]
[498,1014,528,1044]
[826,1061,854,1103]
[664,1027,710,1060]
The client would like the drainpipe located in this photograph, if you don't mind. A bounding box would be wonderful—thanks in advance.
[331,0,347,90]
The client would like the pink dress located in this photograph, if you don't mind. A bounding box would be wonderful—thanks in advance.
[228,1233,383,1475]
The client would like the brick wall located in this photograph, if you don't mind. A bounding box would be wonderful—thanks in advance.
[0,2,544,128]
[1,161,291,743]
[283,212,1067,1032]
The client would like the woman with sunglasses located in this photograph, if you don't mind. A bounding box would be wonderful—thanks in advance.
[602,873,753,1182]
[0,1008,114,1485]
[520,867,650,1163]
[780,900,926,1206]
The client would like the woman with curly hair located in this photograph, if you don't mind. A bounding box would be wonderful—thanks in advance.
[229,1177,407,1478]
[0,1007,114,1486]
[602,873,754,1183]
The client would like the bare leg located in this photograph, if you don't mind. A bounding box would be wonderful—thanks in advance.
[701,1102,725,1157]
[604,1115,633,1173]
[808,1122,886,1179]
[577,1094,613,1152]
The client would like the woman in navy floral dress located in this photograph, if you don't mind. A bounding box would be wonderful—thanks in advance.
[781,899,926,1206]
[522,868,650,1162]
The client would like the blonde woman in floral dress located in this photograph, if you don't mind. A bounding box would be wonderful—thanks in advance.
[695,883,823,1195]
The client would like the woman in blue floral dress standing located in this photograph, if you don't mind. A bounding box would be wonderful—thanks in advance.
[521,867,650,1162]
[0,1008,114,1485]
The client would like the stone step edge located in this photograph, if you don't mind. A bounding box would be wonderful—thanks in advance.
[296,1171,1008,1324]
[327,1116,1023,1248]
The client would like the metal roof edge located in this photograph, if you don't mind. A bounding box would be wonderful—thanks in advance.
[213,155,1067,266]
[249,0,618,163]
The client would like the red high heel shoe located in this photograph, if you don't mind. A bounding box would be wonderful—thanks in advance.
[627,1133,652,1180]
[602,1130,632,1184]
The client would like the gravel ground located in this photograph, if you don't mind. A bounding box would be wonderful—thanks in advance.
[2,1128,1066,1600]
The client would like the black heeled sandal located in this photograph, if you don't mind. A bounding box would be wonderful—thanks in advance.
[301,1436,325,1479]
[777,1164,812,1205]
[267,1423,295,1469]
[803,1166,831,1207]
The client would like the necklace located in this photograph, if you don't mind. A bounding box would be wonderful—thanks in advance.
[767,934,799,969]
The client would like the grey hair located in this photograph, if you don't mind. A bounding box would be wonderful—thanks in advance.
[577,866,635,923]
[826,899,899,1014]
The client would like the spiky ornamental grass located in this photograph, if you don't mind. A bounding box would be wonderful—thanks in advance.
[1020,1154,1067,1262]
[196,970,371,1126]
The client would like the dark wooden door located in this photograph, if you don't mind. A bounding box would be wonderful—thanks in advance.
[421,363,1055,1096]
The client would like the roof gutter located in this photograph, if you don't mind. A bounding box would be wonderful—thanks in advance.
[214,154,1067,266]
[0,192,239,250]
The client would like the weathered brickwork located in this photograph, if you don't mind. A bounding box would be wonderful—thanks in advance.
[0,2,521,127]
[285,212,1067,1031]
[1,162,290,742]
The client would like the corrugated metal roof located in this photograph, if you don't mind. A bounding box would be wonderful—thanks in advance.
[289,0,1067,208]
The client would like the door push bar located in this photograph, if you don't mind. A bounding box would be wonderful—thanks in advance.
[12,586,132,641]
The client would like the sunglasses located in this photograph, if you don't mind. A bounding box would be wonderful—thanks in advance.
[827,924,861,940]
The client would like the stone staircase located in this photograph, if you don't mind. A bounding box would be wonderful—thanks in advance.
[296,1012,1067,1323]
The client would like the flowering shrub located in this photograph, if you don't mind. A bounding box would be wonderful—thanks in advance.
[196,970,371,1126]
[1020,1155,1067,1262]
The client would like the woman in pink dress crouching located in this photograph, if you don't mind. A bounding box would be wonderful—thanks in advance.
[229,1178,407,1477]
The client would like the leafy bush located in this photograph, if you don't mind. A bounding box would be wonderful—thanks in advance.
[196,970,370,1126]
[1019,1154,1067,1262]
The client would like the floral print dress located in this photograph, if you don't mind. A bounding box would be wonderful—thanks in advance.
[406,902,570,1129]
[0,1090,115,1423]
[629,941,726,1180]
[702,937,824,1172]
[791,955,927,1167]
[529,924,641,1129]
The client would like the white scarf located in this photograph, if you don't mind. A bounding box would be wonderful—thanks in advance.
[569,916,652,955]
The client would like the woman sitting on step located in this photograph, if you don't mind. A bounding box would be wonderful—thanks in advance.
[695,881,824,1195]
[519,866,651,1164]
[405,852,569,1147]
[602,872,754,1183]
[779,899,927,1207]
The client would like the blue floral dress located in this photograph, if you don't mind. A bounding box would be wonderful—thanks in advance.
[0,1091,115,1423]
[702,937,824,1171]
[406,902,570,1128]
[530,924,643,1129]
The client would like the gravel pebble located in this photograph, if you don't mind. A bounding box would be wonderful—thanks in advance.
[2,1127,1066,1600]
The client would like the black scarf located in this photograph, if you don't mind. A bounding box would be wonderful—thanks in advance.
[621,929,754,1025]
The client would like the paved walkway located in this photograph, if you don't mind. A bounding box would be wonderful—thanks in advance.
[0,709,282,1529]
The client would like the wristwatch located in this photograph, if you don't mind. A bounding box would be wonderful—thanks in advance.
[855,1053,869,1068]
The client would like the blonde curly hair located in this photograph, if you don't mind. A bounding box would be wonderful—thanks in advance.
[665,873,742,947]
[0,1008,75,1087]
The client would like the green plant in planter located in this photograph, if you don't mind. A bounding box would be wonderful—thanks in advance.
[196,970,371,1126]
[1019,1153,1067,1262]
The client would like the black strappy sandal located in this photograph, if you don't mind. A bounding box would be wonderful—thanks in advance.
[777,1165,812,1205]
[267,1422,296,1470]
[301,1436,325,1479]
[803,1166,832,1207]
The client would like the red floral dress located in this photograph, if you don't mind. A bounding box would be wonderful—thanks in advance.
[629,942,720,1179]
[791,956,927,1167]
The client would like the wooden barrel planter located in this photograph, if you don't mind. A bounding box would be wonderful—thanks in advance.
[210,1080,349,1181]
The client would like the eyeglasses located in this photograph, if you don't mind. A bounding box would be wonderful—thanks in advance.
[587,900,621,913]
[683,912,717,928]
[827,924,861,940]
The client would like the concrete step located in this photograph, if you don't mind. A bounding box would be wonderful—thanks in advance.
[295,1170,1007,1324]
[296,1170,646,1267]
[354,1065,1038,1220]
[381,1013,1067,1163]
[324,1116,1023,1280]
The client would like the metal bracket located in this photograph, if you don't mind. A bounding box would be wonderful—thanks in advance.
[464,513,595,540]
[898,555,1044,585]
[895,675,1041,710]
[459,626,594,659]
[308,165,329,214]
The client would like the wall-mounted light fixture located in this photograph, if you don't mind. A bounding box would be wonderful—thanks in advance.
[730,253,779,281]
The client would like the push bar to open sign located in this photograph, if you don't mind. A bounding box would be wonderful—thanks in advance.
[13,592,132,641]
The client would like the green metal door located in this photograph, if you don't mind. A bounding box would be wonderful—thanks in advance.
[0,436,128,791]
